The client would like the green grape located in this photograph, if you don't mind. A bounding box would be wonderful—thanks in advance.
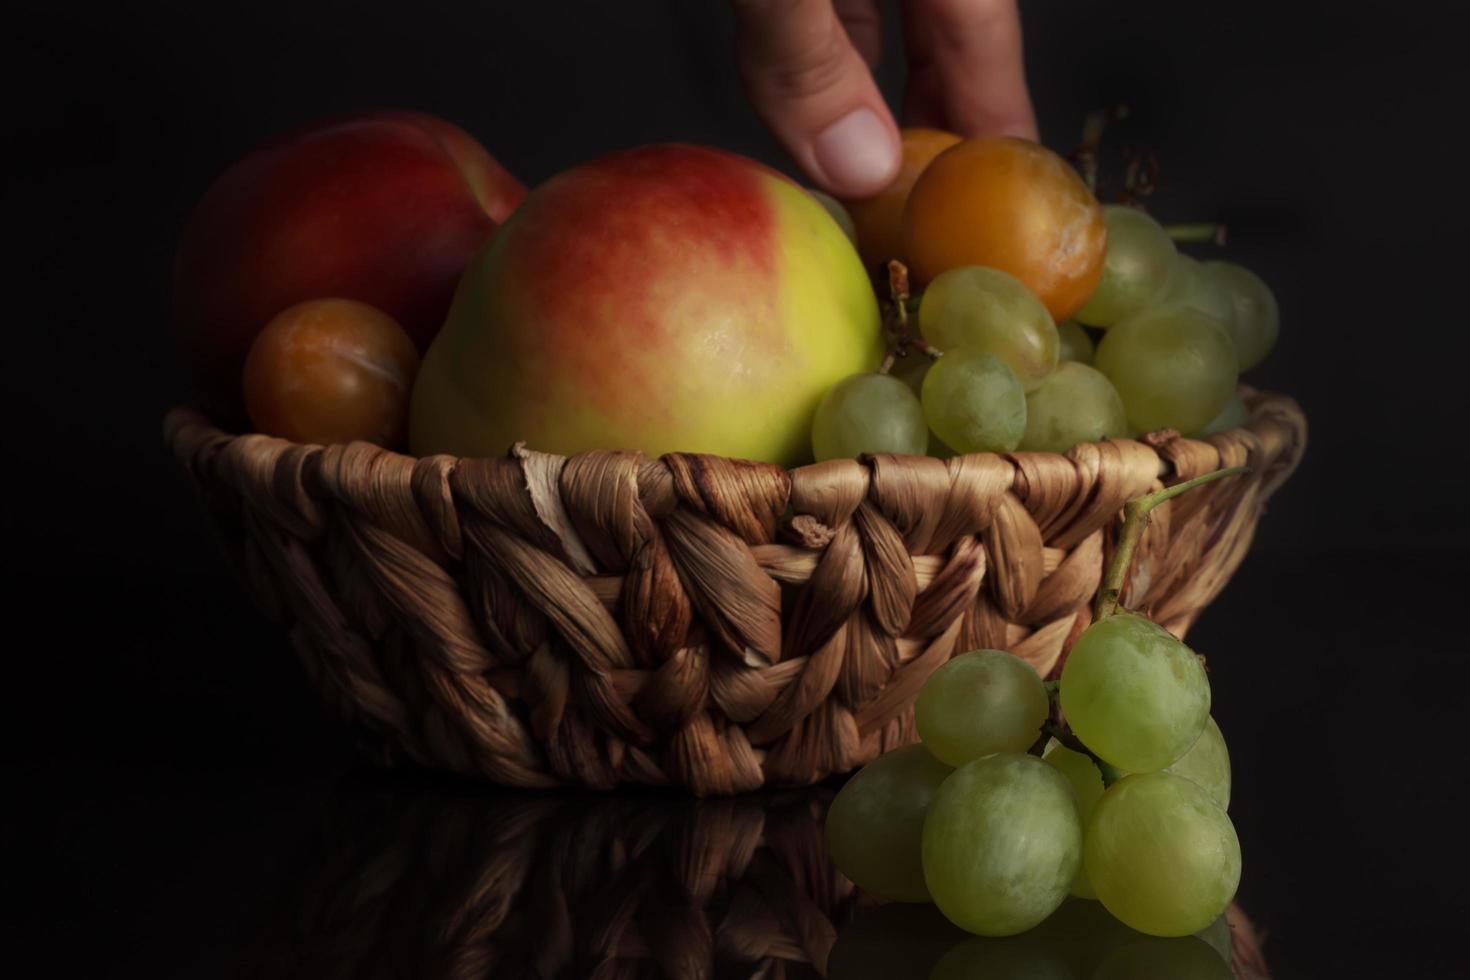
[825,744,953,901]
[1194,391,1249,436]
[917,266,1060,391]
[1092,937,1233,979]
[1057,319,1095,364]
[808,188,858,248]
[927,934,1074,980]
[1094,305,1238,435]
[891,349,933,395]
[828,902,967,980]
[1020,362,1128,454]
[1166,715,1232,809]
[1085,772,1241,937]
[1161,254,1238,341]
[1043,740,1106,899]
[1193,913,1233,962]
[922,753,1082,936]
[812,373,929,461]
[916,650,1050,766]
[1058,613,1210,773]
[920,349,1027,453]
[1075,206,1177,328]
[1201,260,1279,370]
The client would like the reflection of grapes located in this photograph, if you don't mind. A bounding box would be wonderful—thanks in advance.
[1020,362,1129,453]
[922,753,1082,936]
[1094,305,1237,435]
[1092,936,1234,980]
[917,266,1060,390]
[812,373,928,461]
[916,650,1050,766]
[1085,772,1241,937]
[1076,205,1178,328]
[921,349,1027,453]
[928,933,1073,980]
[1060,613,1211,773]
[825,744,952,901]
[826,902,966,980]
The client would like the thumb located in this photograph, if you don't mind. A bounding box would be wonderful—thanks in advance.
[731,0,901,197]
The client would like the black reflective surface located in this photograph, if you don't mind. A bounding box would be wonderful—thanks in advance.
[10,554,1463,978]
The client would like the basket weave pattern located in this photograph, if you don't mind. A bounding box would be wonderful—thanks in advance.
[165,388,1305,795]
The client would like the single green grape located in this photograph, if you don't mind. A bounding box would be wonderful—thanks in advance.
[922,753,1082,936]
[827,902,967,980]
[1075,206,1177,328]
[812,373,928,461]
[825,743,953,901]
[920,349,1027,453]
[916,650,1050,766]
[1166,715,1232,809]
[1194,392,1250,436]
[1161,254,1237,342]
[1092,936,1234,979]
[917,266,1060,391]
[1059,612,1211,773]
[1057,319,1096,364]
[1085,772,1241,937]
[927,934,1074,980]
[1200,260,1279,371]
[808,188,858,248]
[1193,913,1233,963]
[1020,362,1129,454]
[1043,740,1107,899]
[1094,305,1238,435]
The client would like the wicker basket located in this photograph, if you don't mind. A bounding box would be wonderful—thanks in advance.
[164,386,1305,795]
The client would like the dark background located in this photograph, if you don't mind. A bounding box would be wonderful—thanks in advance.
[8,1,1467,976]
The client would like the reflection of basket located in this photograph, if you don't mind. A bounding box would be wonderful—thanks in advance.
[277,787,848,978]
[269,781,1271,979]
[165,388,1305,794]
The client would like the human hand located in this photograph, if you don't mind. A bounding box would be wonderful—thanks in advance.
[731,0,1036,197]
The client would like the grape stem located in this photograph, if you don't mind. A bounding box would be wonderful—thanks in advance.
[878,260,945,374]
[1092,466,1251,621]
[1070,104,1129,192]
[1164,222,1228,246]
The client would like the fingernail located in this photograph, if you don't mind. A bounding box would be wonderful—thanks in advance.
[813,108,899,196]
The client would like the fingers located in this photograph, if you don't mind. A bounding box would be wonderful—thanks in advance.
[901,0,1038,140]
[731,0,901,197]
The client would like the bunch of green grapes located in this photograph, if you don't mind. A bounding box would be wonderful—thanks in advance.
[808,195,1280,463]
[825,613,1241,941]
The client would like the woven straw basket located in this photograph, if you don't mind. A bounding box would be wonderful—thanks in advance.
[164,386,1305,796]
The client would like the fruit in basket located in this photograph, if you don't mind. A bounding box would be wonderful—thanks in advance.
[920,349,1027,453]
[1084,771,1242,936]
[916,650,1050,766]
[174,110,524,421]
[1200,260,1280,370]
[242,298,419,448]
[843,127,962,272]
[1196,392,1250,436]
[410,144,882,463]
[811,372,927,460]
[922,752,1083,936]
[1020,362,1128,453]
[1075,205,1178,328]
[1159,254,1237,340]
[916,266,1060,391]
[1059,613,1211,773]
[902,138,1107,321]
[1057,319,1096,364]
[1094,305,1238,435]
[825,744,953,902]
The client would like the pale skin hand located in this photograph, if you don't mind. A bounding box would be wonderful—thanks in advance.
[730,0,1037,197]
